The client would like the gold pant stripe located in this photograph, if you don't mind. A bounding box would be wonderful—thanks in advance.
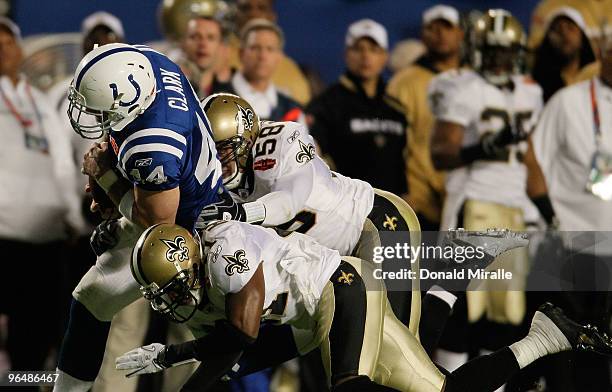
[373,188,422,337]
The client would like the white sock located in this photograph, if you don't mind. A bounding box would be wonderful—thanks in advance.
[427,285,457,309]
[52,369,93,392]
[509,310,571,369]
[434,348,468,372]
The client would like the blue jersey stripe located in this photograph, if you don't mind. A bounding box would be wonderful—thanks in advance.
[118,128,186,158]
[118,135,187,165]
[121,143,184,168]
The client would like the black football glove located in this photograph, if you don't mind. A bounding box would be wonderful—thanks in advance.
[197,193,246,224]
[90,219,120,256]
[481,124,520,159]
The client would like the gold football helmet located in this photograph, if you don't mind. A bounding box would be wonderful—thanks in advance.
[470,9,526,85]
[159,0,235,42]
[201,93,260,189]
[131,223,203,322]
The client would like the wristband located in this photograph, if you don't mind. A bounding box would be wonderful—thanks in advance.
[96,170,119,193]
[531,194,556,225]
[118,191,135,221]
[459,143,488,164]
[243,201,266,224]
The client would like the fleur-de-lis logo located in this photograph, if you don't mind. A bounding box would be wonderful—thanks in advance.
[296,139,315,163]
[337,270,354,285]
[236,103,255,132]
[222,249,250,276]
[383,214,398,231]
[161,236,189,262]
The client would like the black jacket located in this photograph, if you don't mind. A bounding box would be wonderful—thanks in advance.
[306,71,408,195]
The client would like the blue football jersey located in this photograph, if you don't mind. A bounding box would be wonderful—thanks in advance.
[108,45,223,230]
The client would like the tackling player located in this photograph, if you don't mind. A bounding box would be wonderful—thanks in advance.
[198,93,422,330]
[116,222,612,391]
[54,43,224,391]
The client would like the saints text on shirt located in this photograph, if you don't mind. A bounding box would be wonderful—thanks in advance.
[160,68,188,112]
[349,118,404,135]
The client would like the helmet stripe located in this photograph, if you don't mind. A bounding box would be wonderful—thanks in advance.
[131,224,161,286]
[494,13,504,34]
[75,46,143,90]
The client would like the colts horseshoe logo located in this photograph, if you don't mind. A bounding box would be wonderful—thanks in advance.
[109,74,141,107]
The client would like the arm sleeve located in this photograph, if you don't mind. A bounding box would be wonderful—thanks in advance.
[257,163,315,226]
[120,145,185,191]
[531,91,566,178]
[252,123,317,226]
[206,222,263,294]
[428,73,476,127]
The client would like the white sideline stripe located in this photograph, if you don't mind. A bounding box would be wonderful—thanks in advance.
[118,128,186,159]
[121,143,184,167]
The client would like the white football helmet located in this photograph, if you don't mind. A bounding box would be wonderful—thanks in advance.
[68,43,157,139]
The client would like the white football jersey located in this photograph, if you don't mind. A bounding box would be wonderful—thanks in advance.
[247,120,374,256]
[429,70,542,225]
[185,220,340,337]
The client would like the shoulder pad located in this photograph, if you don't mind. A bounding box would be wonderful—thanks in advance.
[205,221,261,294]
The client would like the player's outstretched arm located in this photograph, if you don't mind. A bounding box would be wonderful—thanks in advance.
[253,160,315,226]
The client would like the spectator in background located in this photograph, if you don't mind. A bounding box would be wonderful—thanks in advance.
[529,0,612,51]
[227,0,311,105]
[50,11,124,237]
[231,19,303,122]
[387,4,464,230]
[526,33,612,391]
[178,15,234,99]
[0,17,81,384]
[306,19,408,197]
[388,39,426,74]
[532,7,596,102]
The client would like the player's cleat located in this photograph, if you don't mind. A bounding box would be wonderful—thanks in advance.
[447,228,529,260]
[538,302,612,356]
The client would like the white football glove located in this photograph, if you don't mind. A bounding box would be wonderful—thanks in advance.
[115,343,168,378]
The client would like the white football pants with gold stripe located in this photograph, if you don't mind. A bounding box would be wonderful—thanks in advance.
[352,189,422,337]
[291,256,446,391]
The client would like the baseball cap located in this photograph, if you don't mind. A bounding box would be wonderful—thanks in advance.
[0,17,21,40]
[544,6,587,33]
[422,5,460,26]
[345,19,388,50]
[82,11,125,39]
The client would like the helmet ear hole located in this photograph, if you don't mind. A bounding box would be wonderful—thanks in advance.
[128,104,139,114]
